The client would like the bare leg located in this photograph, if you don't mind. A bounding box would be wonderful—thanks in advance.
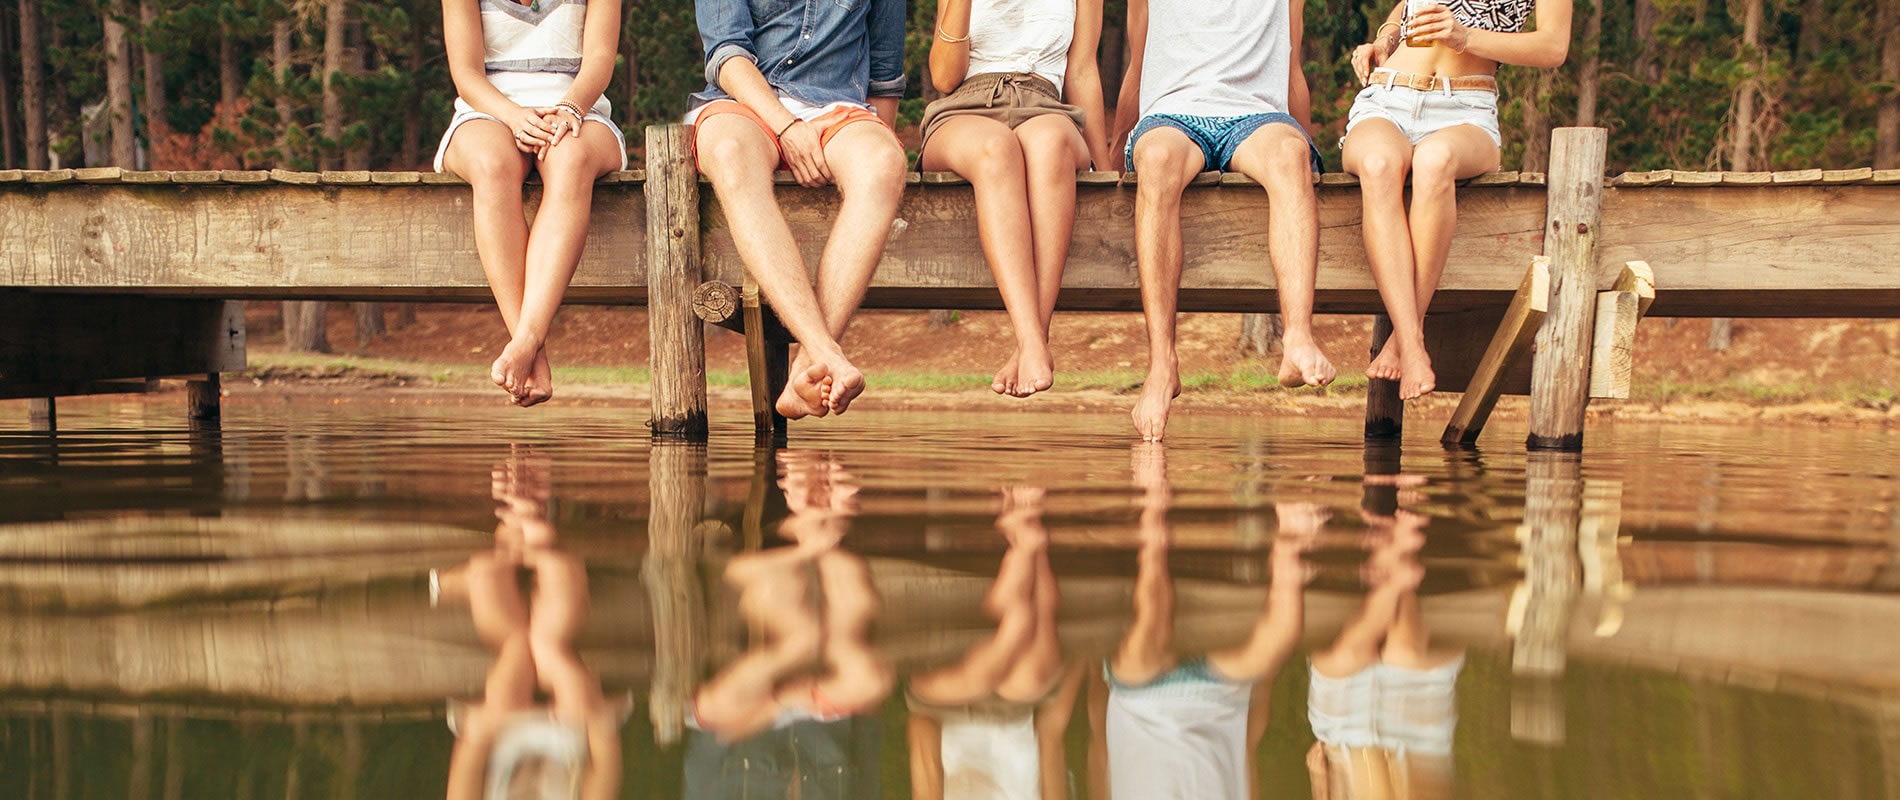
[799,550,892,714]
[1128,129,1204,442]
[526,550,606,718]
[491,126,623,404]
[784,120,908,415]
[920,117,1046,397]
[1404,125,1501,381]
[1113,442,1179,684]
[438,120,532,404]
[1227,123,1337,389]
[1206,506,1317,682]
[909,520,1044,705]
[1343,119,1431,396]
[997,525,1064,702]
[693,557,822,738]
[1014,114,1091,396]
[695,116,855,420]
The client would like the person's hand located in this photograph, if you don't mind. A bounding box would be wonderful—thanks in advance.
[1408,5,1471,53]
[1351,42,1379,85]
[778,119,834,187]
[509,105,557,154]
[536,106,587,152]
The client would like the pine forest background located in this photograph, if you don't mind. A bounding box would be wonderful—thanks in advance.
[0,0,1895,176]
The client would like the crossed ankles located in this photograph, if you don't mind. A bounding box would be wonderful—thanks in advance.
[775,349,868,421]
[492,340,555,407]
[1367,338,1437,400]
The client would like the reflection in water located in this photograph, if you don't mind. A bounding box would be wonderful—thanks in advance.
[1095,444,1314,800]
[907,487,1081,800]
[436,456,624,800]
[0,404,1897,798]
[1306,450,1462,800]
[686,452,890,799]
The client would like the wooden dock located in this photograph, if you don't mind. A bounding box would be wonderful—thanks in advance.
[3,130,1898,446]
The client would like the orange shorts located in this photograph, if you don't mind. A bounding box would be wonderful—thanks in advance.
[689,100,887,172]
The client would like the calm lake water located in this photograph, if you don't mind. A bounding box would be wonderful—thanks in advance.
[0,398,1895,799]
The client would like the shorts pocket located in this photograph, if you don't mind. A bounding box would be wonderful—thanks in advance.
[1452,91,1498,111]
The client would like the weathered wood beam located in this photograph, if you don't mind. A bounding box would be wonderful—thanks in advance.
[642,442,708,747]
[1442,257,1551,445]
[644,125,708,440]
[0,294,244,392]
[1528,128,1609,451]
[1511,452,1584,677]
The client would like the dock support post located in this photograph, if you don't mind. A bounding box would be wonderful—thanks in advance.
[187,374,221,424]
[643,441,708,747]
[1364,316,1403,439]
[29,398,55,432]
[1527,127,1608,451]
[1510,451,1582,743]
[646,124,709,440]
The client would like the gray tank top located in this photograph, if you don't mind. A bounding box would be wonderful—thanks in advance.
[1138,0,1291,118]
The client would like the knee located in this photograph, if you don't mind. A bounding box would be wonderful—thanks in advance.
[1015,125,1077,170]
[970,133,1025,183]
[537,152,600,198]
[699,134,769,188]
[1355,148,1408,189]
[1409,148,1458,195]
[1132,139,1194,185]
[839,139,907,202]
[1262,133,1315,180]
[461,148,528,190]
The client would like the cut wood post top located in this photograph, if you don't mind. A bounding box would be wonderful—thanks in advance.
[1613,261,1656,316]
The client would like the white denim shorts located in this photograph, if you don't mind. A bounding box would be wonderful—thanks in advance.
[1344,78,1501,148]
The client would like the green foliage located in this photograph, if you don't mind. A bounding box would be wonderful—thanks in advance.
[6,0,1890,171]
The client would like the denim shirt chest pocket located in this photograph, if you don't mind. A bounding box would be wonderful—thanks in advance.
[692,0,906,109]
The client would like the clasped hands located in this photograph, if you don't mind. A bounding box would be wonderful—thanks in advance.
[509,105,587,159]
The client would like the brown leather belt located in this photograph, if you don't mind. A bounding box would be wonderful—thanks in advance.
[1370,69,1497,93]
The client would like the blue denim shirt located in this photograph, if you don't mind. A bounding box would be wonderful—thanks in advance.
[691,0,908,110]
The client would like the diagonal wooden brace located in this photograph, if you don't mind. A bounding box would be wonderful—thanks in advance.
[1442,257,1552,445]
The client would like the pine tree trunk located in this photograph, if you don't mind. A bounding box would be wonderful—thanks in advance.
[20,0,47,169]
[400,9,423,167]
[1797,0,1825,64]
[284,302,332,353]
[1575,0,1603,127]
[392,303,418,328]
[219,26,241,123]
[0,7,16,169]
[1522,69,1553,171]
[140,0,167,147]
[104,0,138,168]
[354,302,385,344]
[321,0,347,170]
[623,0,640,127]
[274,19,293,159]
[1878,0,1900,170]
[1237,313,1282,358]
[1728,0,1762,172]
[344,14,368,170]
[1632,0,1659,81]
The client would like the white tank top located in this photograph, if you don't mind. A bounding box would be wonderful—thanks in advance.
[479,0,588,75]
[965,0,1076,91]
[940,713,1042,800]
[1138,0,1290,118]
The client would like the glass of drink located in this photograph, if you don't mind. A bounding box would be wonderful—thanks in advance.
[1405,0,1446,47]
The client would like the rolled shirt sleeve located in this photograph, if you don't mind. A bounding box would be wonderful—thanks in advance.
[697,0,759,87]
[866,0,907,97]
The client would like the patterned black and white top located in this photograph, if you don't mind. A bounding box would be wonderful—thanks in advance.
[1412,0,1536,33]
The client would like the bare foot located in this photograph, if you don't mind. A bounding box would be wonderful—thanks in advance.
[1398,347,1436,400]
[1367,340,1404,382]
[1277,333,1338,389]
[1012,342,1055,398]
[775,362,832,420]
[993,351,1019,395]
[490,337,540,400]
[514,347,554,408]
[1130,370,1181,442]
[823,358,867,414]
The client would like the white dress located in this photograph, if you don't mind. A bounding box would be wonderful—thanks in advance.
[433,0,627,172]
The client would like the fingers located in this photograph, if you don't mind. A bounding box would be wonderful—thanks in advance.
[1352,44,1371,85]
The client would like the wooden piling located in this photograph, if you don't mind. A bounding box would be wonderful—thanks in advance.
[1527,128,1609,451]
[28,398,54,432]
[1364,316,1403,439]
[645,124,708,440]
[642,441,708,747]
[187,374,221,423]
[1511,451,1582,678]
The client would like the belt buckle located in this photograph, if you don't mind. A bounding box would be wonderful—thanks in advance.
[1407,73,1437,92]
